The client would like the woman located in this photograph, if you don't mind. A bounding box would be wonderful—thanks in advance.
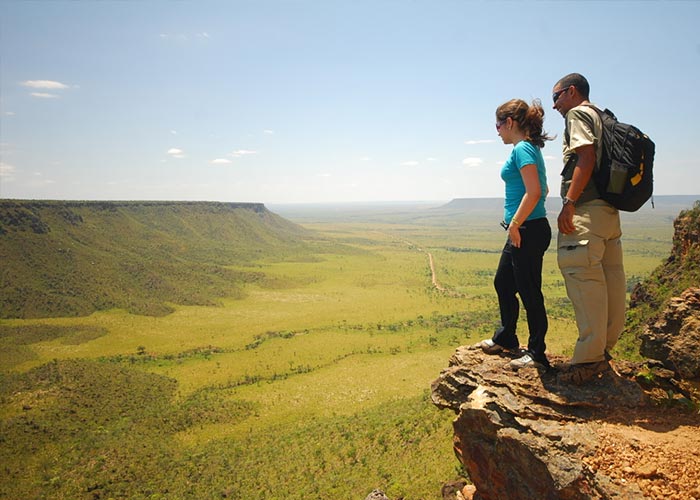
[475,99,553,370]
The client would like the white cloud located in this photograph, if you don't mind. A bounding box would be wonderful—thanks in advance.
[170,130,178,135]
[30,92,59,99]
[167,148,185,158]
[401,160,419,166]
[544,155,559,161]
[230,149,257,158]
[4,111,15,116]
[426,157,438,162]
[464,139,495,145]
[161,33,189,41]
[0,162,16,178]
[210,158,232,165]
[197,32,211,39]
[21,80,69,89]
[264,129,275,135]
[462,157,484,168]
[359,156,371,162]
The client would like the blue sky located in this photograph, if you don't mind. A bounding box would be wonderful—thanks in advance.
[1,1,699,204]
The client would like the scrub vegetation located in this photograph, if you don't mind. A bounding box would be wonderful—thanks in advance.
[0,197,694,499]
[0,201,318,319]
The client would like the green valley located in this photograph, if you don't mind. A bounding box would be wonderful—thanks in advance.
[0,197,696,499]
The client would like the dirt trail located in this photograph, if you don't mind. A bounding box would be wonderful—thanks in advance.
[401,240,446,292]
[426,251,445,292]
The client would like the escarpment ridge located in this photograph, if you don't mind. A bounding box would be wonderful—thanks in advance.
[0,200,313,319]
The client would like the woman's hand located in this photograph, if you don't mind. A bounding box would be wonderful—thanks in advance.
[508,223,521,248]
[510,163,540,249]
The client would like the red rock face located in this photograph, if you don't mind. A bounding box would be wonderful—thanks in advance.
[672,212,700,262]
[640,287,700,380]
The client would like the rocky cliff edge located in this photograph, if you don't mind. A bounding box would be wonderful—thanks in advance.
[430,202,700,500]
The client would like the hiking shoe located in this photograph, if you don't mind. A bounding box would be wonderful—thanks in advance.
[473,339,505,355]
[506,353,544,371]
[556,360,611,385]
[559,352,612,370]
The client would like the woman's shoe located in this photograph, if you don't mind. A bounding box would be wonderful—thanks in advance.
[506,353,546,371]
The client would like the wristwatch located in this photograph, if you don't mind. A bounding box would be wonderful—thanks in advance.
[562,196,576,207]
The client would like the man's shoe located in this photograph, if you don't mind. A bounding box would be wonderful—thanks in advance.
[506,353,544,371]
[556,360,611,385]
[473,339,504,355]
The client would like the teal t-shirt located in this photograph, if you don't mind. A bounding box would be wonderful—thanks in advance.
[500,140,547,223]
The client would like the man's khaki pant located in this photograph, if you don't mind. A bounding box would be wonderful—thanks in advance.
[557,200,626,364]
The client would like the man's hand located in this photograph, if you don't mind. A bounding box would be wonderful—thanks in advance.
[558,203,576,234]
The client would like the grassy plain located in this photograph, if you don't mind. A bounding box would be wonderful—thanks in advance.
[1,196,694,499]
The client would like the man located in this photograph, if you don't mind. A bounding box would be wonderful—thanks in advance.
[552,73,626,384]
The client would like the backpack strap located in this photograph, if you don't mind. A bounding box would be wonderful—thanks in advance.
[560,104,605,204]
[560,105,597,177]
[577,104,605,171]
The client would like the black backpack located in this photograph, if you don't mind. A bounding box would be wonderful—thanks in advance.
[587,105,655,212]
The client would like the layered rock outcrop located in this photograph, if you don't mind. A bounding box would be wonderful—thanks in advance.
[431,348,648,499]
[640,287,700,379]
[631,202,700,380]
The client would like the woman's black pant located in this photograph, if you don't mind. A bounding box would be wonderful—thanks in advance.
[492,217,551,365]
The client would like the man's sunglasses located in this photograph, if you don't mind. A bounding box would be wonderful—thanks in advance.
[552,87,570,103]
